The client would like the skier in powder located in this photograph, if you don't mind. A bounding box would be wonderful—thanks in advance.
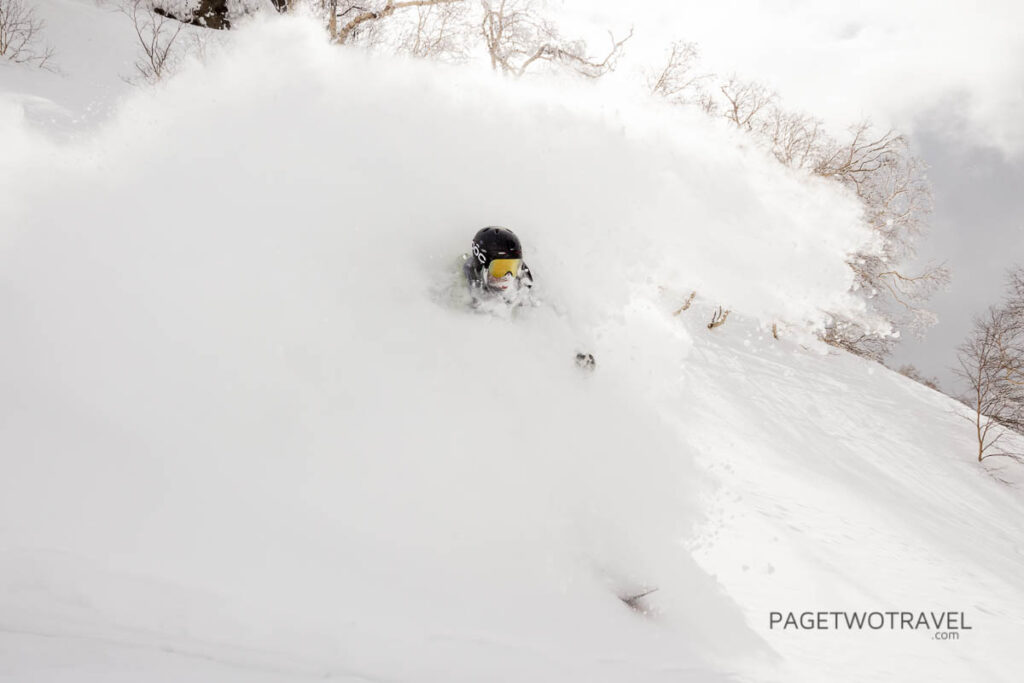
[463,226,535,307]
[462,226,594,371]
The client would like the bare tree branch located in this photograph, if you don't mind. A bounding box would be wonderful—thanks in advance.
[0,0,55,69]
[121,0,186,84]
[332,0,462,44]
[647,41,710,104]
[707,306,730,330]
[672,290,696,316]
[718,76,774,131]
[480,0,630,78]
[397,0,469,59]
[896,364,941,391]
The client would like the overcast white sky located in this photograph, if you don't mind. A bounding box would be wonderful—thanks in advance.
[564,0,1024,391]
[890,117,1024,390]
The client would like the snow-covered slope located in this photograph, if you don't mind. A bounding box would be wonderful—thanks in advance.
[1,6,1023,683]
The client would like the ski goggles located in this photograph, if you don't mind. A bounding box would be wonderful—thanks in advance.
[487,258,521,279]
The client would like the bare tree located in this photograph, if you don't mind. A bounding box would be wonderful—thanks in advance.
[762,106,825,170]
[649,58,829,168]
[480,0,631,78]
[816,123,949,357]
[325,0,464,45]
[311,1,629,73]
[719,81,828,171]
[819,319,896,361]
[396,0,470,59]
[956,304,1024,463]
[717,76,776,132]
[663,68,827,169]
[647,41,710,106]
[815,124,933,258]
[123,0,186,84]
[896,364,941,392]
[0,0,54,68]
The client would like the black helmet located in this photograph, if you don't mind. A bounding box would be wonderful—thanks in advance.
[470,226,523,267]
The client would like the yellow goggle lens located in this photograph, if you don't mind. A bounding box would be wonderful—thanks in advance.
[488,258,521,279]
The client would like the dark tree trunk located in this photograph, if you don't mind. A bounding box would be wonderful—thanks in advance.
[193,0,230,29]
[154,1,231,30]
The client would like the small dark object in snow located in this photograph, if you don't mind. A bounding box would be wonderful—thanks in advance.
[619,587,658,614]
[708,306,730,329]
[575,353,596,371]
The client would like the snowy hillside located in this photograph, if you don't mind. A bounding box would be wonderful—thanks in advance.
[2,5,1023,682]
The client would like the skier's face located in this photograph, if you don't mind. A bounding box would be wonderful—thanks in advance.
[486,258,520,291]
[487,272,515,291]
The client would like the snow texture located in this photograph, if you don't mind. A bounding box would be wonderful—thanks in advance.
[1,5,1023,682]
